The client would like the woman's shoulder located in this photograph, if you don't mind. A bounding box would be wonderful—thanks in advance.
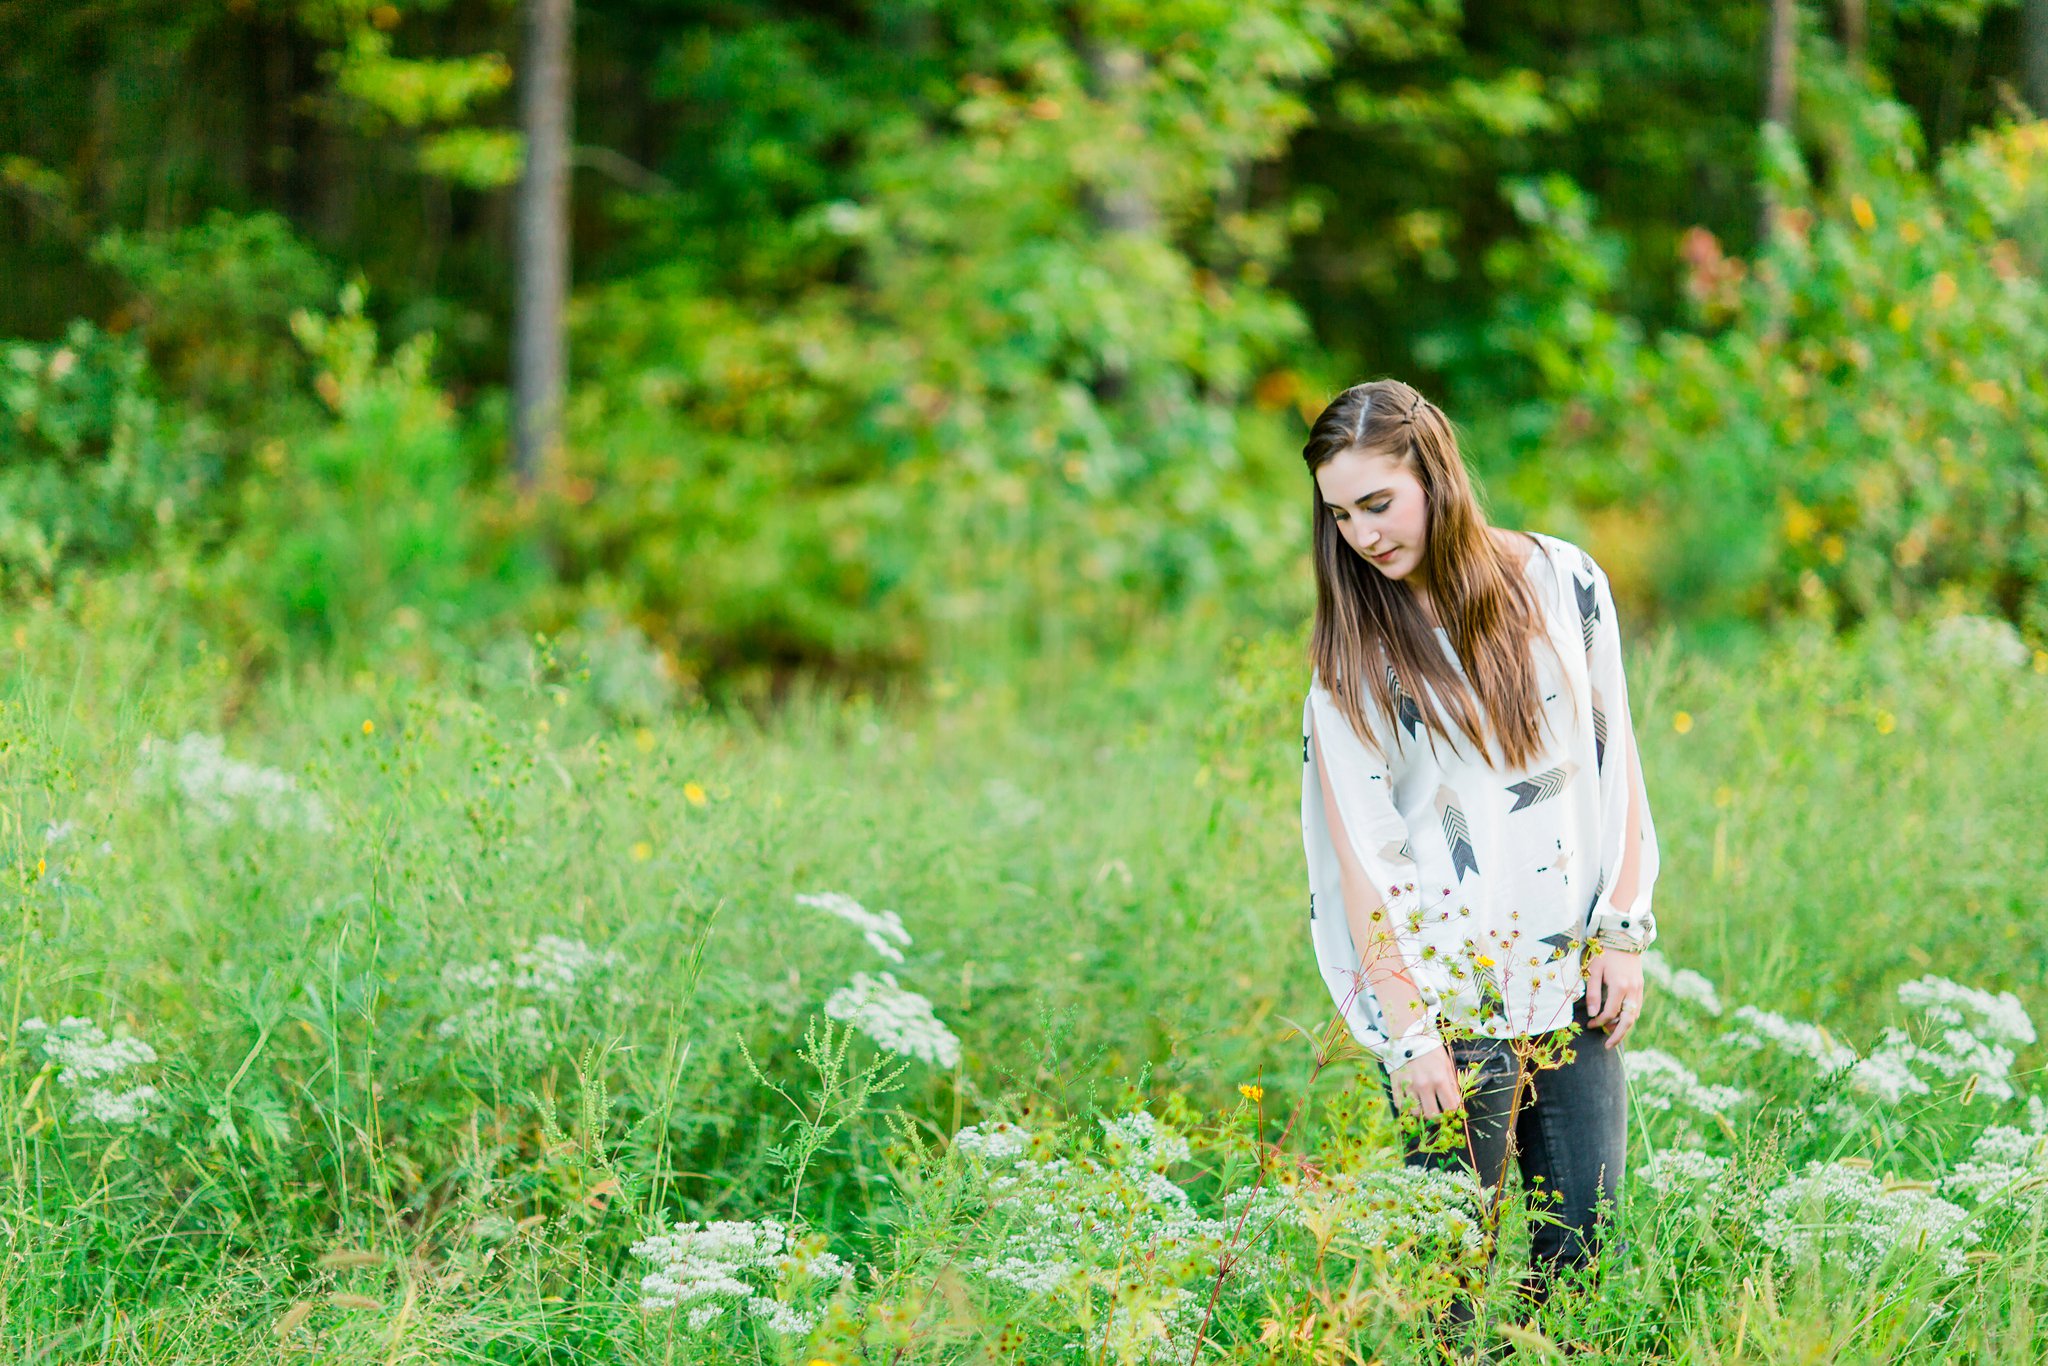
[1517,528,1603,581]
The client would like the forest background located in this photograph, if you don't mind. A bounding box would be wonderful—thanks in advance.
[7,0,2047,693]
[7,2,2048,1363]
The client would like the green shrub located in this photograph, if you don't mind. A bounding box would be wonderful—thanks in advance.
[0,320,221,593]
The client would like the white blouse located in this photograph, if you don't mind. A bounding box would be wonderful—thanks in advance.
[1300,531,1659,1069]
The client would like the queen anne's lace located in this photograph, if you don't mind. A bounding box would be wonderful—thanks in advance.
[794,892,913,963]
[1758,1161,1978,1277]
[19,1016,162,1127]
[823,972,961,1067]
[1624,1048,1752,1115]
[132,732,330,831]
[630,1217,849,1331]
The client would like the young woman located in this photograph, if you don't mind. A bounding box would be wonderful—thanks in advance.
[1297,378,1660,1329]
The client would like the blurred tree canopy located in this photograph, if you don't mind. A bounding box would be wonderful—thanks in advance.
[3,1,2045,694]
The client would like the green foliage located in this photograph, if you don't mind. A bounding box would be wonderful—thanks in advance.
[1469,79,2048,635]
[0,322,220,593]
[196,280,533,657]
[92,209,339,426]
[2,603,2046,1359]
[554,5,1358,687]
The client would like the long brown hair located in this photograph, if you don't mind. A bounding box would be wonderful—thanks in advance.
[1303,378,1562,772]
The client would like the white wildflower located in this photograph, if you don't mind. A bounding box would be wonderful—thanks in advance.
[632,1219,789,1310]
[777,1246,851,1282]
[441,960,509,993]
[1849,1045,1932,1103]
[1641,952,1724,1016]
[1721,1006,1857,1072]
[19,1016,163,1126]
[1929,614,2030,670]
[823,972,961,1067]
[75,1084,162,1126]
[632,1217,846,1330]
[21,1016,159,1087]
[1942,1126,2048,1203]
[794,892,913,964]
[1896,976,2035,1047]
[513,934,624,999]
[1857,1025,2018,1103]
[1624,1048,1752,1115]
[435,1002,546,1056]
[959,1108,1299,1356]
[1640,1148,1732,1198]
[437,934,627,1054]
[1099,1109,1193,1170]
[744,1296,817,1335]
[953,1121,1031,1163]
[41,820,77,846]
[1758,1161,1978,1276]
[133,732,330,831]
[982,1254,1082,1294]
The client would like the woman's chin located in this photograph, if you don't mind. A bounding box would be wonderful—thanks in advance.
[1364,550,1407,577]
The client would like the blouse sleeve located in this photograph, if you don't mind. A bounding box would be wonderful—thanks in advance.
[1579,555,1661,951]
[1305,680,1446,1067]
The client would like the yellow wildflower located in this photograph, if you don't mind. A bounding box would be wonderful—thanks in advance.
[1238,1083,1264,1103]
[1850,194,1876,231]
[361,719,374,735]
[635,728,656,753]
[1672,711,1694,734]
[1875,710,1896,735]
[631,841,653,862]
[1474,954,1497,968]
[683,782,708,806]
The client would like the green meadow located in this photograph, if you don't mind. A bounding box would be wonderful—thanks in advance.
[5,590,2046,1364]
[9,7,2048,1360]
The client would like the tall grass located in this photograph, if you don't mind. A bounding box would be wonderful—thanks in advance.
[2,583,2045,1362]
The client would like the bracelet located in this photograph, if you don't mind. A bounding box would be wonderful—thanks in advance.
[1592,928,1646,954]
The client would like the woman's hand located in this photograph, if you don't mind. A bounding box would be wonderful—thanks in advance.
[1585,948,1646,1048]
[1389,1045,1465,1116]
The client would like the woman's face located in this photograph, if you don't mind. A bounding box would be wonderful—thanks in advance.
[1315,447,1430,584]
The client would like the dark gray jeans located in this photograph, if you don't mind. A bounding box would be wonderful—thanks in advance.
[1377,993,1627,1325]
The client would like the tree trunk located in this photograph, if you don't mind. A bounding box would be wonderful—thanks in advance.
[1758,0,1798,244]
[1839,0,1865,68]
[2024,0,2048,116]
[512,0,572,489]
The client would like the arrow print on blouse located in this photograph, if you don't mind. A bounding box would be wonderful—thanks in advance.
[1506,760,1579,812]
[1575,575,1600,653]
[1386,664,1422,741]
[1434,785,1480,882]
[1592,688,1608,773]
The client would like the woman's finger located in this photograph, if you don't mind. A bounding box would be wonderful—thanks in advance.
[1605,994,1640,1048]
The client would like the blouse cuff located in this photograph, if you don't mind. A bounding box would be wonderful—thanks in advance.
[1377,1013,1446,1070]
[1586,905,1655,953]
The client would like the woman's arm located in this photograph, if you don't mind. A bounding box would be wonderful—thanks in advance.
[1310,724,1441,1056]
[1580,553,1661,947]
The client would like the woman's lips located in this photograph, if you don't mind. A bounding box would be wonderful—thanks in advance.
[1369,546,1399,564]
